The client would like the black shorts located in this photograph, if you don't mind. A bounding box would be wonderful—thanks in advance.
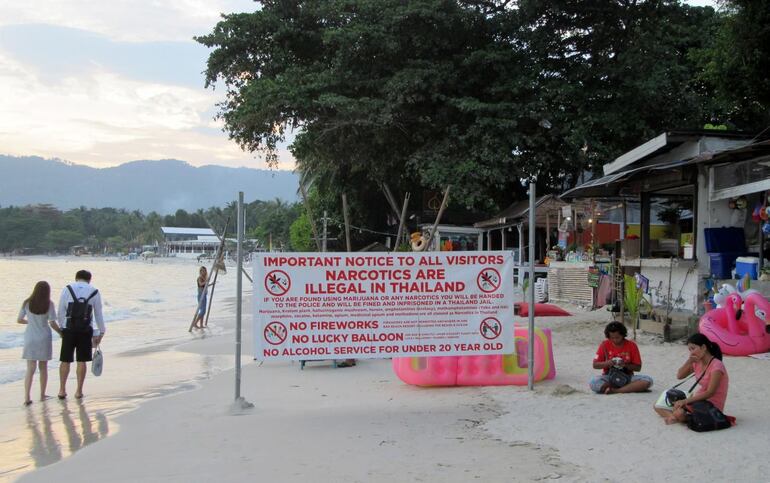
[60,329,93,363]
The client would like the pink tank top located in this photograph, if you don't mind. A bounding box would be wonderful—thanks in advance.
[692,358,728,411]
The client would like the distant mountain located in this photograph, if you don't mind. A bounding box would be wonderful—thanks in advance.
[0,155,299,214]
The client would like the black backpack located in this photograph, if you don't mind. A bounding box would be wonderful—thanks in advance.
[66,285,99,333]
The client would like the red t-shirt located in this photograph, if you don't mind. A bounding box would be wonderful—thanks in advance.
[593,339,642,374]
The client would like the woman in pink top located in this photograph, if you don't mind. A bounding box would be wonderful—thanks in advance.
[655,333,729,425]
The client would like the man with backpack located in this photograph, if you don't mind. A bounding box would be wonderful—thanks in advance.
[57,269,105,400]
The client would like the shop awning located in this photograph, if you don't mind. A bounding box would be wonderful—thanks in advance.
[474,195,570,229]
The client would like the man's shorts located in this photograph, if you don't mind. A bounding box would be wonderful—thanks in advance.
[60,329,93,363]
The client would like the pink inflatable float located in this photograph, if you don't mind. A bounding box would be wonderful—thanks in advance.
[515,302,571,317]
[699,292,770,356]
[392,326,556,386]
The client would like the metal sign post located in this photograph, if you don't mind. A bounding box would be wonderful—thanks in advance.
[528,180,536,391]
[235,191,253,409]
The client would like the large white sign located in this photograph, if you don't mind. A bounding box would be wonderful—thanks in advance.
[253,251,513,361]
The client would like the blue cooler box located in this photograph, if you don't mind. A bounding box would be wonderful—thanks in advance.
[710,253,738,279]
[735,257,759,280]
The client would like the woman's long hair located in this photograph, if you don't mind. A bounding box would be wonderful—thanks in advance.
[687,333,723,360]
[25,281,51,315]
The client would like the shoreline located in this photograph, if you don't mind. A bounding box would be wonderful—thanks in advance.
[9,298,770,481]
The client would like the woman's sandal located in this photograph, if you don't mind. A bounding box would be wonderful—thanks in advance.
[24,400,33,406]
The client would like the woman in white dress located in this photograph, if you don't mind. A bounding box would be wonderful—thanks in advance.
[17,281,61,405]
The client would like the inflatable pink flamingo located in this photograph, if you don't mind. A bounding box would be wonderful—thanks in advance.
[744,292,770,351]
[699,292,770,356]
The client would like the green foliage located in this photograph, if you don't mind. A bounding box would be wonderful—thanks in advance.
[289,212,315,251]
[0,200,304,254]
[624,275,649,326]
[695,0,770,128]
[40,230,84,252]
[197,0,731,228]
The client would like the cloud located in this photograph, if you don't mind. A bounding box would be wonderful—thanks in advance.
[0,2,297,171]
[0,49,294,170]
[0,0,258,42]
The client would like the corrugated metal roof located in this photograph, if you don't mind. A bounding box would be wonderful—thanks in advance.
[160,227,216,236]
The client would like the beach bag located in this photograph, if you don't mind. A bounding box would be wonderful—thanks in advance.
[654,358,713,410]
[686,401,731,432]
[607,366,632,388]
[603,348,631,388]
[92,347,103,377]
[66,285,99,333]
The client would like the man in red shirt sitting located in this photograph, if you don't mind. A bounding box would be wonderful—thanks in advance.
[590,321,653,394]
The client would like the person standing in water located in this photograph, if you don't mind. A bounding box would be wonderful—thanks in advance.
[18,281,61,405]
[192,266,209,330]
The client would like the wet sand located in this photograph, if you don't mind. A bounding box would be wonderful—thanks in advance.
[8,296,770,482]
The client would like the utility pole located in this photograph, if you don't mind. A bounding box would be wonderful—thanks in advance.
[322,210,328,253]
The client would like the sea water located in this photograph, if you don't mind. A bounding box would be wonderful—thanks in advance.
[0,256,245,479]
[0,256,232,386]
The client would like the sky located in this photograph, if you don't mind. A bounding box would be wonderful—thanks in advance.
[0,0,295,170]
[0,1,716,171]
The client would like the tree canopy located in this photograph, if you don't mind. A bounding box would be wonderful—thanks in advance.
[197,0,767,238]
[0,200,302,254]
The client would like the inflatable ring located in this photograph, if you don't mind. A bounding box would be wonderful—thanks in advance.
[411,236,427,251]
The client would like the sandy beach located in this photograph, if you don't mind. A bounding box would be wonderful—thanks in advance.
[2,285,765,483]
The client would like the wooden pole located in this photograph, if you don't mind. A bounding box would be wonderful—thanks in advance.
[394,192,410,250]
[299,183,322,252]
[381,183,403,222]
[342,193,352,252]
[421,186,451,251]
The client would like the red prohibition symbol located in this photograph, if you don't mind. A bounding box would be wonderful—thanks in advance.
[480,317,502,340]
[477,267,501,293]
[264,321,287,345]
[265,270,291,296]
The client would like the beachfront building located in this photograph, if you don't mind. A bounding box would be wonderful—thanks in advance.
[474,195,619,306]
[160,226,219,259]
[562,130,770,337]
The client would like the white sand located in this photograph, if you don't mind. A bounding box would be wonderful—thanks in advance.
[15,303,770,482]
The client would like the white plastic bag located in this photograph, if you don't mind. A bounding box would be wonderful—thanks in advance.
[92,347,103,377]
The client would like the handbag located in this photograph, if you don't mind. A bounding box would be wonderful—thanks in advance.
[686,401,731,432]
[607,366,632,388]
[654,358,713,409]
[92,347,103,377]
[604,348,631,388]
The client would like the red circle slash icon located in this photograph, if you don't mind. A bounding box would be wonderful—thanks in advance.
[264,270,291,296]
[480,317,502,340]
[264,321,287,345]
[476,267,501,293]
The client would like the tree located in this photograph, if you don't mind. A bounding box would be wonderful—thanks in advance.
[696,0,770,128]
[41,230,85,252]
[198,0,724,227]
[289,212,315,251]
